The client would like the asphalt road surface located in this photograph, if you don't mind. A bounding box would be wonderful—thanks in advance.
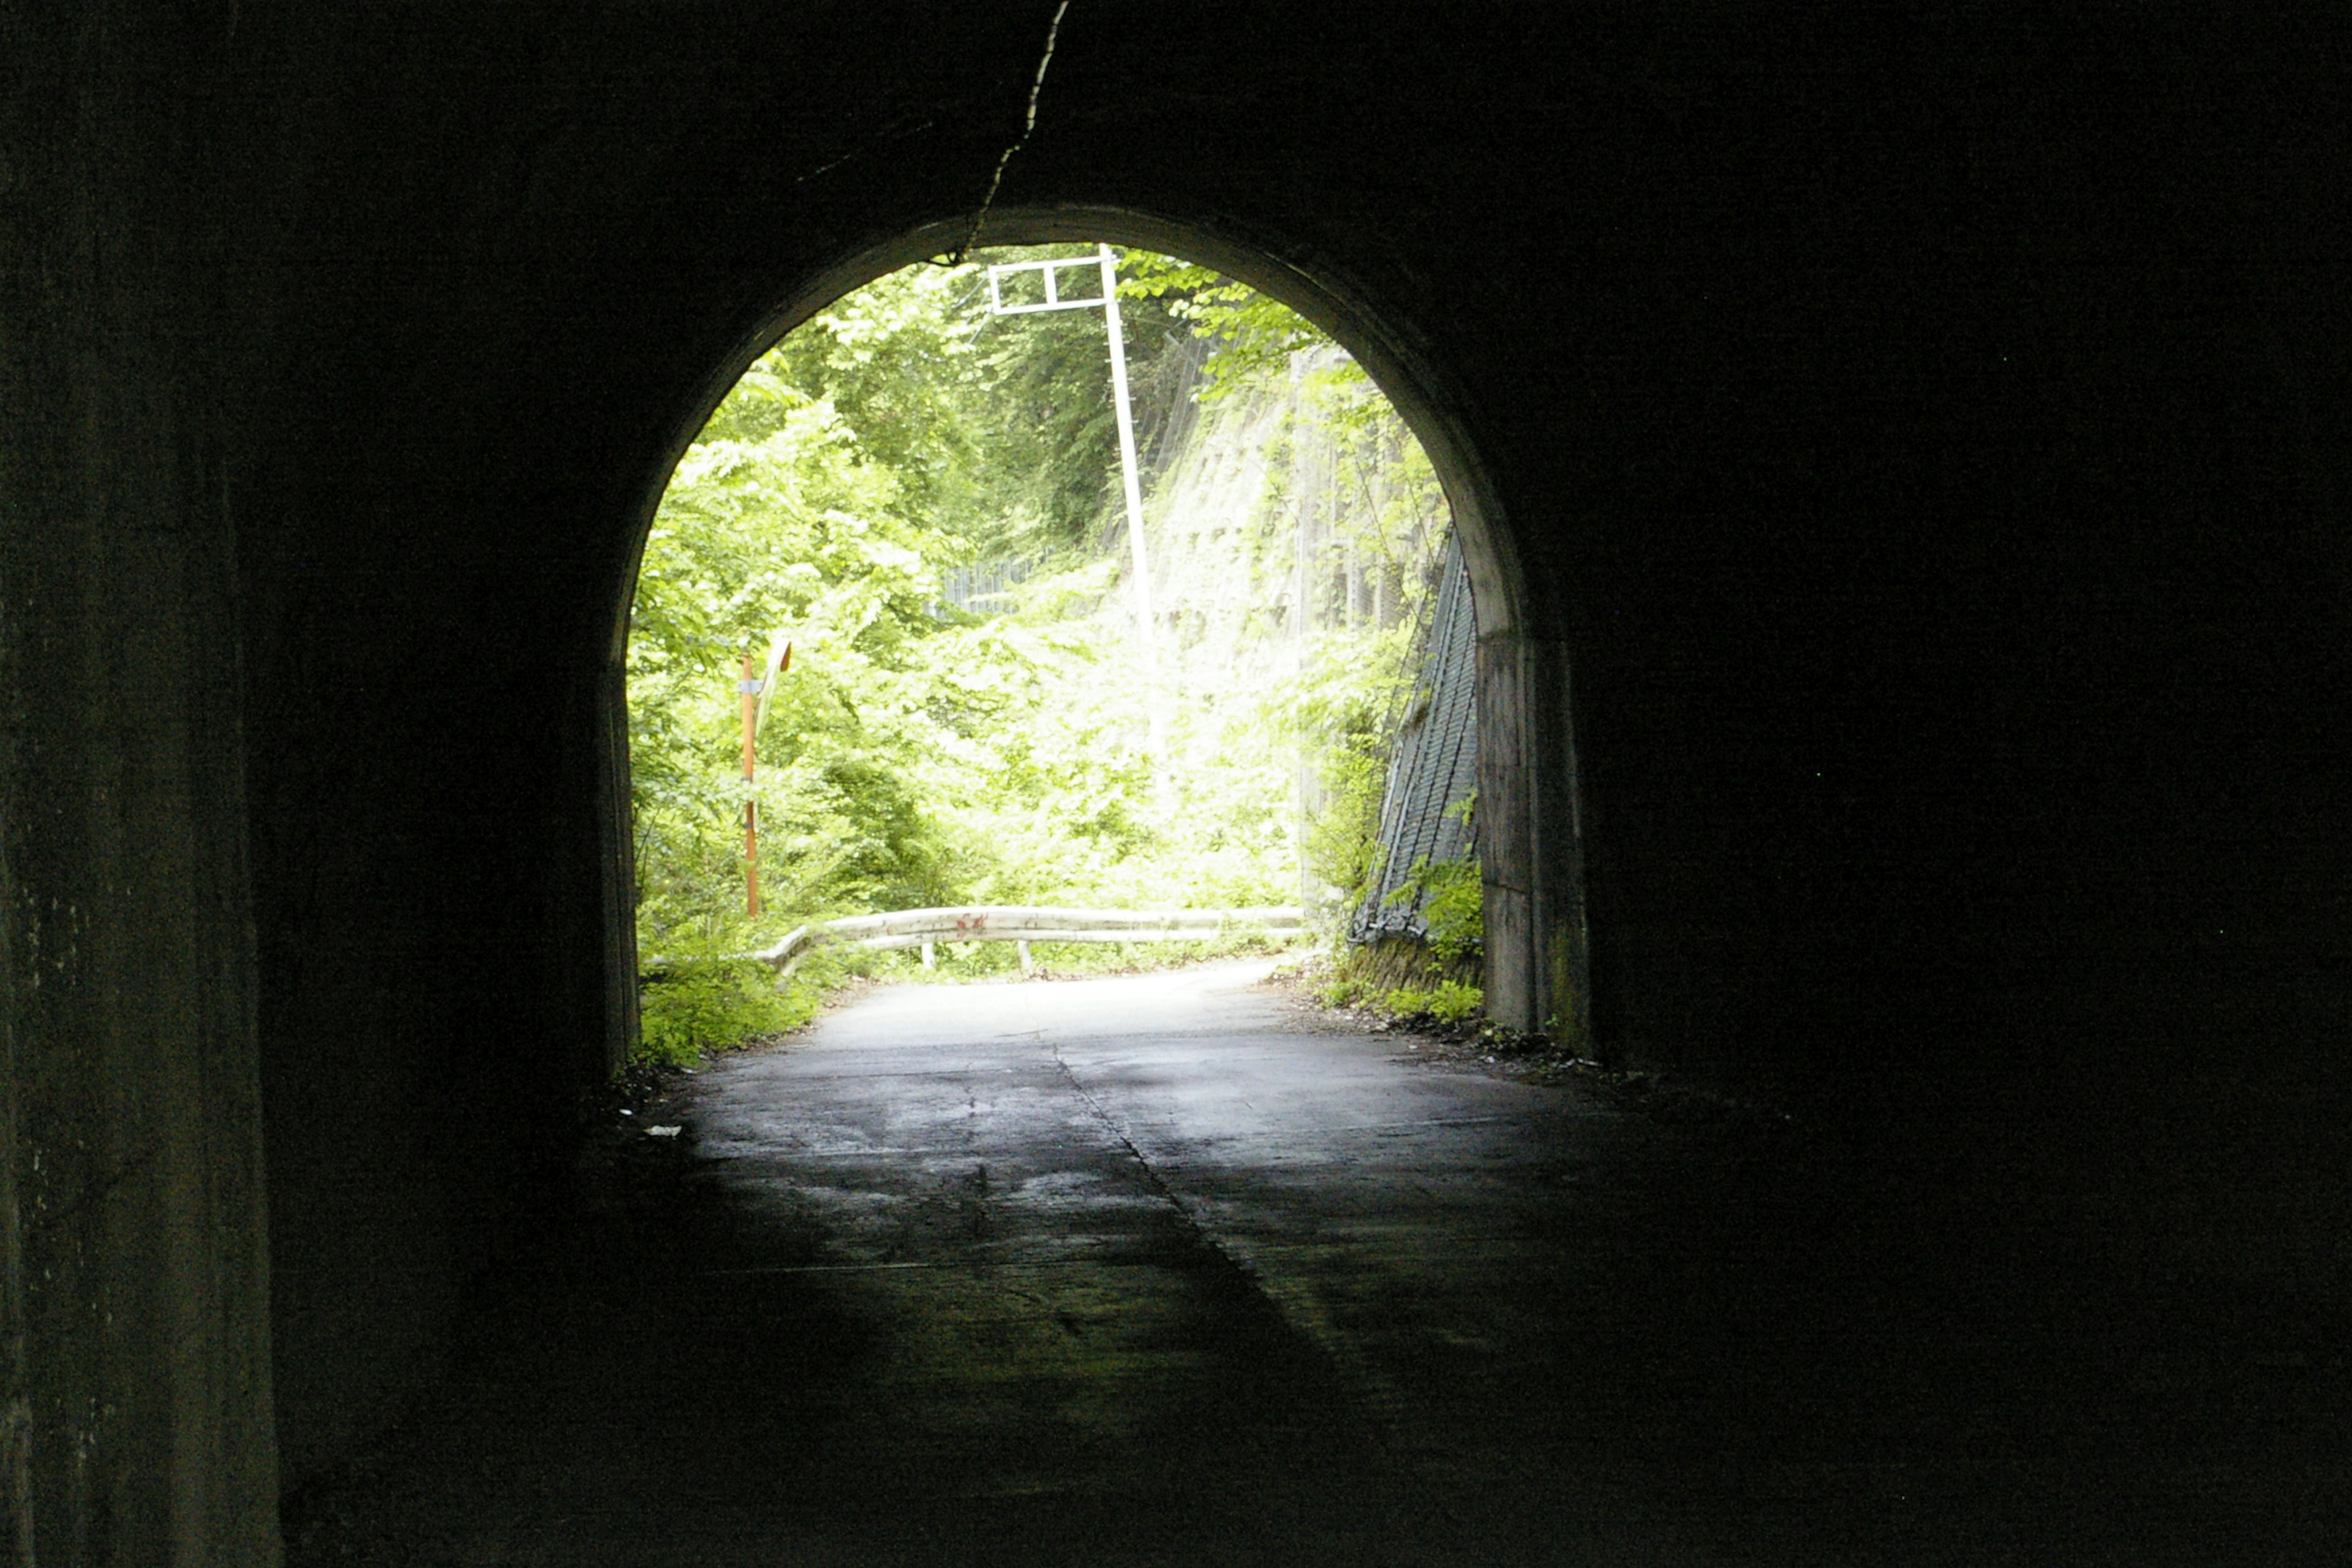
[292,960,2351,1564]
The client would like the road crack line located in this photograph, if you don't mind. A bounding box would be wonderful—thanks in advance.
[1046,1041,1409,1452]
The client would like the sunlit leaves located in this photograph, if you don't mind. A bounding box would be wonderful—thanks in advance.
[1118,251,1335,399]
[628,247,1454,1021]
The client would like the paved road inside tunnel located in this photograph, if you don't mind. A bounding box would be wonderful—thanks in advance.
[296,961,2352,1566]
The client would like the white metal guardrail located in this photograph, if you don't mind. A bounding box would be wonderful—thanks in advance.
[751,905,1307,977]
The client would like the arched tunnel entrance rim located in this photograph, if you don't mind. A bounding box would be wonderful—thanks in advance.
[596,205,1591,1060]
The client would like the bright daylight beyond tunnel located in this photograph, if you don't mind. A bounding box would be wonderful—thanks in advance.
[627,245,1470,1062]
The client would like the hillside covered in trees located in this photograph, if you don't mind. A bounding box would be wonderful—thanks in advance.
[627,246,1453,1057]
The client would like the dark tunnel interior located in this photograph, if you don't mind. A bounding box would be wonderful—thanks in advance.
[2,6,2348,1560]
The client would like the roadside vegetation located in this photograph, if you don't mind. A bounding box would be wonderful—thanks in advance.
[627,246,1464,1064]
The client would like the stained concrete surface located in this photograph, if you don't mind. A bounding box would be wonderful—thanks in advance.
[288,962,2352,1564]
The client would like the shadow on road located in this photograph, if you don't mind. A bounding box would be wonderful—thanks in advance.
[287,962,2352,1565]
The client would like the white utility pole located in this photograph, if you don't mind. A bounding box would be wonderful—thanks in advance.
[984,246,1155,648]
[1095,244,1154,650]
[984,244,1164,761]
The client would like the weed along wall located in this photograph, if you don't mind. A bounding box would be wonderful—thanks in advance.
[4,8,2345,1558]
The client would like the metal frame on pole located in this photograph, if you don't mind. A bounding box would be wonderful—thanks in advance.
[983,247,1161,760]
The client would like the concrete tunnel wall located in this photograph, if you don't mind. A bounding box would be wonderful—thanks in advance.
[2,5,2347,1559]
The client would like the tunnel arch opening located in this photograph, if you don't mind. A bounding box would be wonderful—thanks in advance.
[597,207,1589,1066]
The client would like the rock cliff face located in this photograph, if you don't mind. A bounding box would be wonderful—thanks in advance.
[4,6,2346,1559]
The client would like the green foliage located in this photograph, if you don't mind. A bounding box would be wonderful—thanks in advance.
[1417,857,1485,967]
[627,246,1454,1066]
[1305,725,1390,921]
[634,913,835,1065]
[1120,251,1329,399]
[766,247,1189,556]
[627,388,965,954]
[1312,966,1483,1028]
[636,958,816,1068]
[1384,979,1487,1025]
[1388,848,1485,970]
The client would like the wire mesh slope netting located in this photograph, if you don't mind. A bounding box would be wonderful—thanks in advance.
[1352,534,1477,942]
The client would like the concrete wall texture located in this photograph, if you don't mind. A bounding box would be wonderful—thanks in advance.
[2,4,2346,1558]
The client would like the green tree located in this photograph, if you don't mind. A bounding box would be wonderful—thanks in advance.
[1118,251,1330,398]
[626,246,1457,1062]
